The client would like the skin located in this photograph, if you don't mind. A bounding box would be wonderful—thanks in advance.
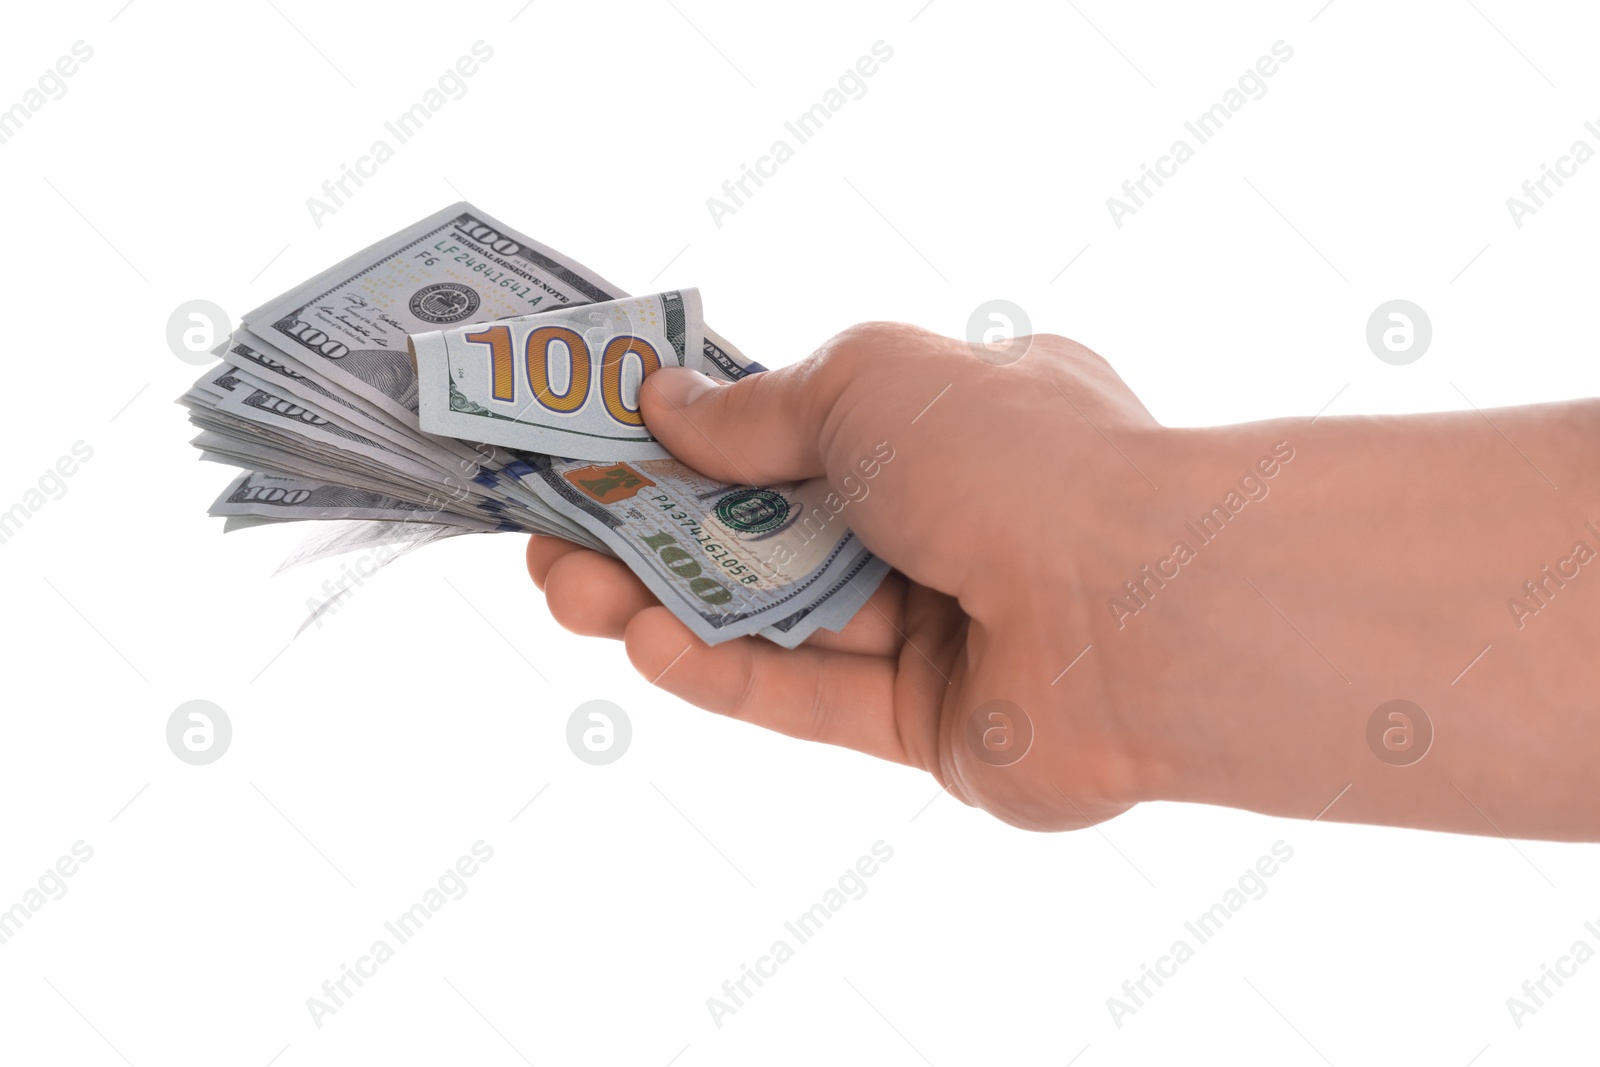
[527,323,1600,840]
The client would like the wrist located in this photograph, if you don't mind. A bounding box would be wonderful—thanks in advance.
[1081,421,1312,810]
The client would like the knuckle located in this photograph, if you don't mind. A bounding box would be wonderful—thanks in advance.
[624,607,686,681]
[803,666,843,746]
[817,321,920,377]
[728,642,765,722]
[622,610,662,677]
[807,321,937,433]
[718,366,777,424]
[1043,333,1110,370]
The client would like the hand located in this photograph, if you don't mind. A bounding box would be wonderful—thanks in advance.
[528,322,1164,831]
[530,321,1600,841]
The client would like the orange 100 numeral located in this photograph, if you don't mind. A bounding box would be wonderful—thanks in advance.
[464,324,663,427]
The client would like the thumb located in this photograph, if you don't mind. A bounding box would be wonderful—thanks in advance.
[641,361,834,485]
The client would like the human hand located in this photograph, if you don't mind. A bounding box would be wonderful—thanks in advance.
[527,322,1168,831]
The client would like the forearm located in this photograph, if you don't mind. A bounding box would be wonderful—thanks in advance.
[1112,399,1600,840]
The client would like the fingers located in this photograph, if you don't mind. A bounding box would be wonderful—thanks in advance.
[529,536,659,639]
[787,570,906,657]
[534,538,913,760]
[531,533,905,653]
[526,535,583,590]
[624,605,909,765]
[641,365,828,485]
[642,324,925,486]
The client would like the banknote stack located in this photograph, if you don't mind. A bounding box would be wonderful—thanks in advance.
[179,204,886,646]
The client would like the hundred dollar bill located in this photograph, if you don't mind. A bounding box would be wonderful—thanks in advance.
[241,205,763,427]
[184,359,591,540]
[519,455,886,645]
[757,554,892,648]
[412,290,703,460]
[187,202,878,647]
[209,471,509,532]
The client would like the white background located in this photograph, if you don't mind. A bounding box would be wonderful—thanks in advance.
[2,1,1599,1063]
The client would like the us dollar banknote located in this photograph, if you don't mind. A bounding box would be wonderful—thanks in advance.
[209,471,507,532]
[413,290,704,460]
[183,202,885,646]
[240,207,761,426]
[519,455,885,645]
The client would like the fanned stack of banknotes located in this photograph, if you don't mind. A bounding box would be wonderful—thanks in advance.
[179,204,886,646]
